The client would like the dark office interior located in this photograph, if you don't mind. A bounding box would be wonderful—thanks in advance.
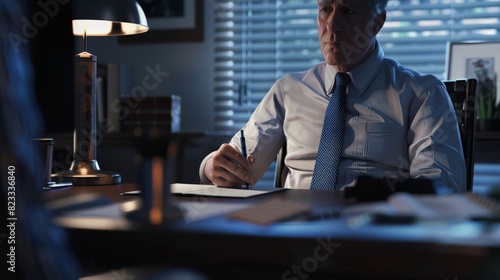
[2,0,500,279]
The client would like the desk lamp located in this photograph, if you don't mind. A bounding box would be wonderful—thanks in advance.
[54,0,148,185]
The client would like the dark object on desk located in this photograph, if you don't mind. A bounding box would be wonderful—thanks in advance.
[372,213,417,224]
[33,138,73,189]
[344,176,436,202]
[44,182,73,190]
[33,137,55,188]
[126,129,183,223]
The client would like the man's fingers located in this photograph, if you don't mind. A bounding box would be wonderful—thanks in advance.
[219,144,252,171]
[214,151,252,185]
[210,144,254,187]
[211,167,245,187]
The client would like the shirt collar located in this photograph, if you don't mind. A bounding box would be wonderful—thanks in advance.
[325,41,384,96]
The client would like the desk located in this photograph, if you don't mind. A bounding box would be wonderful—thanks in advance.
[45,184,500,280]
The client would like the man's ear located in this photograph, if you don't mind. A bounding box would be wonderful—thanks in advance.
[372,11,386,36]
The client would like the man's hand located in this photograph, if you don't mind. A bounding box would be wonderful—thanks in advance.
[205,143,254,188]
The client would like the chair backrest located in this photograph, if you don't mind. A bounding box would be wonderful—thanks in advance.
[274,79,477,191]
[443,78,477,192]
[274,141,287,188]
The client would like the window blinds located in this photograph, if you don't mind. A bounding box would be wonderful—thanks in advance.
[213,0,500,187]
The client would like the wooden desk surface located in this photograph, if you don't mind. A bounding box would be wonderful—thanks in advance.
[45,184,500,279]
[43,183,138,203]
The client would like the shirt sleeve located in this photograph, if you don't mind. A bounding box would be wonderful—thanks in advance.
[199,151,216,184]
[407,81,467,193]
[199,81,287,184]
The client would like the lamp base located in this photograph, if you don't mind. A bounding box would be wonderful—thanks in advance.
[53,160,121,186]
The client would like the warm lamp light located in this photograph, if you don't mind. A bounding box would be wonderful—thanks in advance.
[53,0,148,186]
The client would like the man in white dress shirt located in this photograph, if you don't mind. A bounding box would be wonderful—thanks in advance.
[199,0,466,193]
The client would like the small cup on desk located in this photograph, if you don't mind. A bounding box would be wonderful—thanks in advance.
[33,138,55,189]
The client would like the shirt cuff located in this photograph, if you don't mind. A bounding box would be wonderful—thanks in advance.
[199,151,217,184]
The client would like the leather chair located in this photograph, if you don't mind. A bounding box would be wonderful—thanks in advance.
[444,78,477,192]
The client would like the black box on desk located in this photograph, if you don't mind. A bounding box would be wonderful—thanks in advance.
[120,96,181,132]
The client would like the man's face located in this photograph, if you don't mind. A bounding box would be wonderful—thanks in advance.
[317,0,385,71]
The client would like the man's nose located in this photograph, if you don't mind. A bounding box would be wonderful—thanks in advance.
[326,10,342,33]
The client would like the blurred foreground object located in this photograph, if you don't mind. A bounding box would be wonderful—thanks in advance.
[0,1,81,279]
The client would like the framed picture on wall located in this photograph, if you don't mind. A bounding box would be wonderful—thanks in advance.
[120,0,204,44]
[446,41,500,106]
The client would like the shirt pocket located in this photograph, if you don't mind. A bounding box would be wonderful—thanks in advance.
[365,122,405,166]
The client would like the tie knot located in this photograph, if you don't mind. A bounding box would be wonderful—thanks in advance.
[335,72,351,88]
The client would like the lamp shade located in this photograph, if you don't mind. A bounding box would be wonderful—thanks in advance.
[72,0,148,36]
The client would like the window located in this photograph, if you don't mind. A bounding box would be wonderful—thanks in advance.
[214,0,500,188]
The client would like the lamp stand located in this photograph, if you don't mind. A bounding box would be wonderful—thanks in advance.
[53,51,121,185]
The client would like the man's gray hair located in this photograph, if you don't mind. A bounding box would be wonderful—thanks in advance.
[368,0,389,14]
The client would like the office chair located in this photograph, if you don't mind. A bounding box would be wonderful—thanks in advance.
[274,141,288,188]
[274,79,477,192]
[444,79,477,192]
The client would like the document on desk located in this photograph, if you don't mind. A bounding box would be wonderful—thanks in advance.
[227,198,310,225]
[123,183,287,198]
[342,192,500,221]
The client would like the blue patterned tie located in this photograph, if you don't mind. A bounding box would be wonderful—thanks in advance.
[311,72,351,190]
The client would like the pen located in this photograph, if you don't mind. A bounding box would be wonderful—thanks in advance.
[240,130,249,189]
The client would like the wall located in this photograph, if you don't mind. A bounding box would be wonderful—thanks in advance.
[83,3,215,133]
[59,3,220,184]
